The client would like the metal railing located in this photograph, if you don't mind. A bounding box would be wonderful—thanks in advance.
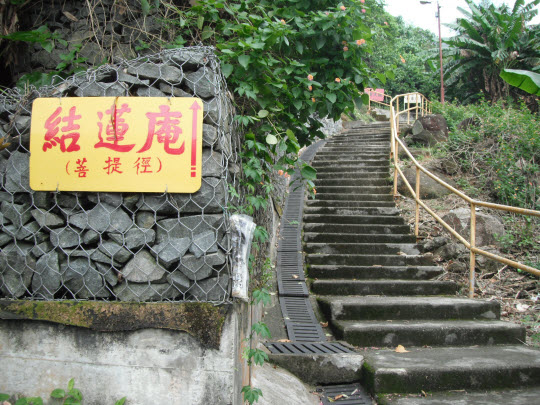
[389,92,540,298]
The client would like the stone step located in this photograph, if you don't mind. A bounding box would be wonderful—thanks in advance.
[333,320,526,348]
[303,215,404,226]
[317,296,500,321]
[303,207,399,216]
[308,193,394,202]
[305,243,419,255]
[313,186,392,194]
[312,167,390,174]
[311,279,458,296]
[306,200,396,208]
[316,171,390,179]
[312,160,390,168]
[306,254,433,267]
[307,265,443,280]
[304,232,416,244]
[314,153,389,160]
[313,179,390,187]
[304,223,411,235]
[319,147,391,152]
[362,345,540,393]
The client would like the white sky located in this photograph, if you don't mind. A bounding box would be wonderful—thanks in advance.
[383,0,540,38]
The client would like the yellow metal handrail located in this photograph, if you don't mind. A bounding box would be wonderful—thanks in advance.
[389,92,540,298]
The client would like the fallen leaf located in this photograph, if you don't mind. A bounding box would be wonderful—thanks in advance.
[350,388,359,395]
[320,322,328,327]
[395,345,410,353]
[421,390,427,397]
[334,394,348,400]
[516,303,530,312]
[397,251,406,255]
[292,274,299,279]
[372,264,382,267]
[62,11,78,21]
[277,339,291,342]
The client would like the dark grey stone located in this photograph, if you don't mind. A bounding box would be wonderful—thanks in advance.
[136,87,166,97]
[122,194,140,212]
[151,237,190,267]
[135,211,156,229]
[113,281,180,302]
[0,232,12,247]
[121,250,166,282]
[190,230,218,258]
[155,214,224,244]
[0,192,12,203]
[61,258,110,298]
[83,230,100,244]
[136,194,180,215]
[397,166,458,199]
[78,42,108,66]
[166,271,191,292]
[203,97,220,124]
[2,201,32,227]
[108,228,156,250]
[202,149,225,177]
[180,251,226,281]
[17,221,41,241]
[74,81,128,97]
[32,251,61,299]
[117,71,150,85]
[50,227,81,248]
[30,241,54,257]
[98,241,132,263]
[159,83,192,97]
[32,192,53,208]
[203,124,218,147]
[127,63,183,84]
[442,208,505,247]
[64,248,119,266]
[87,193,123,208]
[189,274,229,301]
[31,209,65,228]
[171,177,226,213]
[422,236,450,252]
[94,262,119,286]
[171,50,209,70]
[68,203,132,233]
[0,250,35,298]
[185,68,217,99]
[55,193,80,212]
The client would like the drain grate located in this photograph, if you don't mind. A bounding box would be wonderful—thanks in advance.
[280,296,326,341]
[318,384,372,405]
[285,321,326,342]
[265,341,354,355]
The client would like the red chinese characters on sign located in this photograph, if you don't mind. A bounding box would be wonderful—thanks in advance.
[104,157,123,175]
[95,103,135,152]
[138,105,185,155]
[42,106,82,152]
[74,158,89,178]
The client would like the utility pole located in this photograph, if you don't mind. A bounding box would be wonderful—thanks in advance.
[420,0,445,104]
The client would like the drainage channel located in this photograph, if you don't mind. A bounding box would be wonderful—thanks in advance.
[317,384,372,405]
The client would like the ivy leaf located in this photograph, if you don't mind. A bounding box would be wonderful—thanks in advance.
[140,0,150,16]
[221,63,233,78]
[326,93,337,103]
[265,134,278,145]
[115,398,127,405]
[295,42,304,54]
[258,109,269,118]
[0,394,10,401]
[50,389,65,399]
[301,165,317,180]
[286,129,298,142]
[238,55,251,69]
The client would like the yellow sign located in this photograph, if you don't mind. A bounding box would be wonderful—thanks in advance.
[29,97,203,193]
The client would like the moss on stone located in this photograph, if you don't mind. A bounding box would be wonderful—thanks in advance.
[0,300,229,349]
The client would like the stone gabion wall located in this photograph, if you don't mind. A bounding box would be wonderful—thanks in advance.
[0,47,239,303]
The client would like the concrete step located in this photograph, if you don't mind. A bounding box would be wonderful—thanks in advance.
[306,200,396,208]
[303,215,404,226]
[303,206,400,216]
[317,296,500,321]
[314,153,389,160]
[307,265,443,280]
[316,171,390,179]
[313,186,392,194]
[319,147,390,152]
[304,232,416,244]
[308,193,394,202]
[304,223,411,235]
[312,279,458,296]
[362,345,540,393]
[306,254,433,267]
[333,320,526,348]
[312,160,390,168]
[309,166,390,174]
[305,243,418,255]
[313,179,390,187]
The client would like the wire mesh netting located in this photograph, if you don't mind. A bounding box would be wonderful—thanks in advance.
[0,46,240,303]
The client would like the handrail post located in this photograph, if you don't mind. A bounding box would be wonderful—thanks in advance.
[415,166,420,238]
[407,97,410,124]
[415,93,419,120]
[469,203,476,298]
[396,98,400,135]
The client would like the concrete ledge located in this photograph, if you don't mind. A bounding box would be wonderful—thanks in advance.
[266,349,364,385]
[0,300,229,349]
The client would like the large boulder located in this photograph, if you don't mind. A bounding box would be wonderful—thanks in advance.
[397,166,458,199]
[409,114,448,146]
[442,208,505,247]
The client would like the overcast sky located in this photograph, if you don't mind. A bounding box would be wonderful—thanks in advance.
[383,0,540,38]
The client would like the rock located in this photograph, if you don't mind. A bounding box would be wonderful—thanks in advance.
[136,87,166,97]
[203,97,220,125]
[151,237,191,267]
[78,42,108,66]
[31,209,65,228]
[447,261,467,273]
[439,158,460,175]
[171,177,226,213]
[166,271,191,292]
[190,230,218,258]
[112,44,137,62]
[109,228,156,250]
[98,241,132,263]
[32,251,61,299]
[159,83,192,97]
[180,251,226,281]
[121,250,166,282]
[136,194,181,215]
[0,250,35,297]
[203,124,218,147]
[61,259,110,298]
[397,166,458,199]
[83,230,100,244]
[74,81,128,97]
[412,114,449,137]
[457,117,479,131]
[4,151,31,193]
[442,208,505,247]
[113,281,180,302]
[32,192,53,208]
[171,50,209,70]
[127,63,183,84]
[30,241,54,257]
[201,149,225,177]
[55,193,80,212]
[422,236,449,252]
[136,211,157,229]
[475,247,504,273]
[64,248,120,266]
[409,129,447,147]
[87,193,123,208]
[189,274,229,301]
[94,262,119,286]
[117,70,150,85]
[434,242,467,261]
[2,201,32,227]
[155,214,224,244]
[50,227,81,248]
[18,221,44,242]
[68,203,132,233]
[185,68,217,99]
[0,232,13,247]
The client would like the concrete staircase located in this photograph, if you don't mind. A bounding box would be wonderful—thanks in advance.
[305,122,540,401]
